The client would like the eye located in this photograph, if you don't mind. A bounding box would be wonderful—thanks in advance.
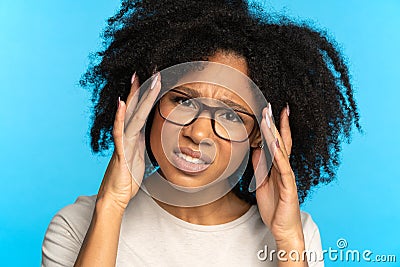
[218,110,243,123]
[172,96,197,109]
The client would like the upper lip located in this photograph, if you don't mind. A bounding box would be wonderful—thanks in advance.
[174,147,212,164]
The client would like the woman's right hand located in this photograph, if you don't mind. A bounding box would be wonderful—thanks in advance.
[97,72,161,210]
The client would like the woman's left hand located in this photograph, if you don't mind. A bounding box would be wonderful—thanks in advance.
[252,104,304,247]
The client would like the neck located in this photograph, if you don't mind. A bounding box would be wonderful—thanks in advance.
[154,190,251,225]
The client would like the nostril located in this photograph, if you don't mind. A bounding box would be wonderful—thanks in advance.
[199,138,214,147]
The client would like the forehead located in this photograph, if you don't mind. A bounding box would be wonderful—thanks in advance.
[173,63,257,112]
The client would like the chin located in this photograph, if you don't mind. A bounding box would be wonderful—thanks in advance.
[160,166,220,188]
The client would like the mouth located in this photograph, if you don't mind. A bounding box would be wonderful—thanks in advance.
[171,147,212,174]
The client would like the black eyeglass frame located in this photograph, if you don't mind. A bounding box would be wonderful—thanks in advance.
[157,89,259,142]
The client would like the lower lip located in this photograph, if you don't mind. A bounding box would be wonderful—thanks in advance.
[171,153,211,174]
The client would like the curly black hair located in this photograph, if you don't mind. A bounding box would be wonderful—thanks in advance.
[80,0,361,204]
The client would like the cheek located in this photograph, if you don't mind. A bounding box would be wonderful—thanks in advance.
[218,142,250,177]
[150,114,179,161]
[150,117,158,145]
[150,114,165,161]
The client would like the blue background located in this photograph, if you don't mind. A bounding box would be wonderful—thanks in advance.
[1,1,399,266]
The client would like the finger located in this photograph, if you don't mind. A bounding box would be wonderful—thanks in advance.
[270,137,297,191]
[124,72,140,126]
[126,72,140,108]
[113,98,127,158]
[264,105,296,191]
[279,103,292,156]
[125,73,162,138]
[267,106,289,161]
[260,106,278,159]
[249,147,268,192]
[248,106,275,192]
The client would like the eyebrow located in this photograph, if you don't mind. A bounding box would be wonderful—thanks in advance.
[173,86,252,114]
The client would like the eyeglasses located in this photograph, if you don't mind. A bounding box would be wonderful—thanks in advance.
[157,89,257,142]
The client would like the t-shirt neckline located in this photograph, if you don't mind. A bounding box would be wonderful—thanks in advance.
[139,189,258,232]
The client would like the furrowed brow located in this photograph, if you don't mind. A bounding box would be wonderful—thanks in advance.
[219,99,251,114]
[173,86,201,97]
[173,86,251,114]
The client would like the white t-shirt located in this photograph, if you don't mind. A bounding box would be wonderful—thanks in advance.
[42,189,324,266]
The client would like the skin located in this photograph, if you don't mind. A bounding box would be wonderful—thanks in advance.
[150,83,254,187]
[74,51,307,266]
[149,85,256,223]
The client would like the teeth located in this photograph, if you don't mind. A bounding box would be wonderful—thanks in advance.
[177,152,206,164]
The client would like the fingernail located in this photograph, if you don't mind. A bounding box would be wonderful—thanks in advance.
[118,96,121,109]
[286,102,290,117]
[131,72,136,84]
[150,72,159,90]
[265,113,271,128]
[268,102,273,117]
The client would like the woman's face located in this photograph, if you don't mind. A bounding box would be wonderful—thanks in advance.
[150,52,260,188]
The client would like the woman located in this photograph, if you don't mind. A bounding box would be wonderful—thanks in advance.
[42,0,361,266]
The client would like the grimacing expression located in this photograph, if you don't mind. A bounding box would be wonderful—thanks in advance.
[149,53,261,188]
[150,82,261,188]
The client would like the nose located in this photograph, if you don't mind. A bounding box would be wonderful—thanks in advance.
[181,111,216,145]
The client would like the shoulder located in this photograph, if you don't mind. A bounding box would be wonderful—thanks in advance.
[59,195,97,215]
[48,194,97,232]
[300,210,321,244]
[300,211,318,233]
[54,195,97,238]
[300,211,324,266]
[42,195,96,266]
[46,196,96,241]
